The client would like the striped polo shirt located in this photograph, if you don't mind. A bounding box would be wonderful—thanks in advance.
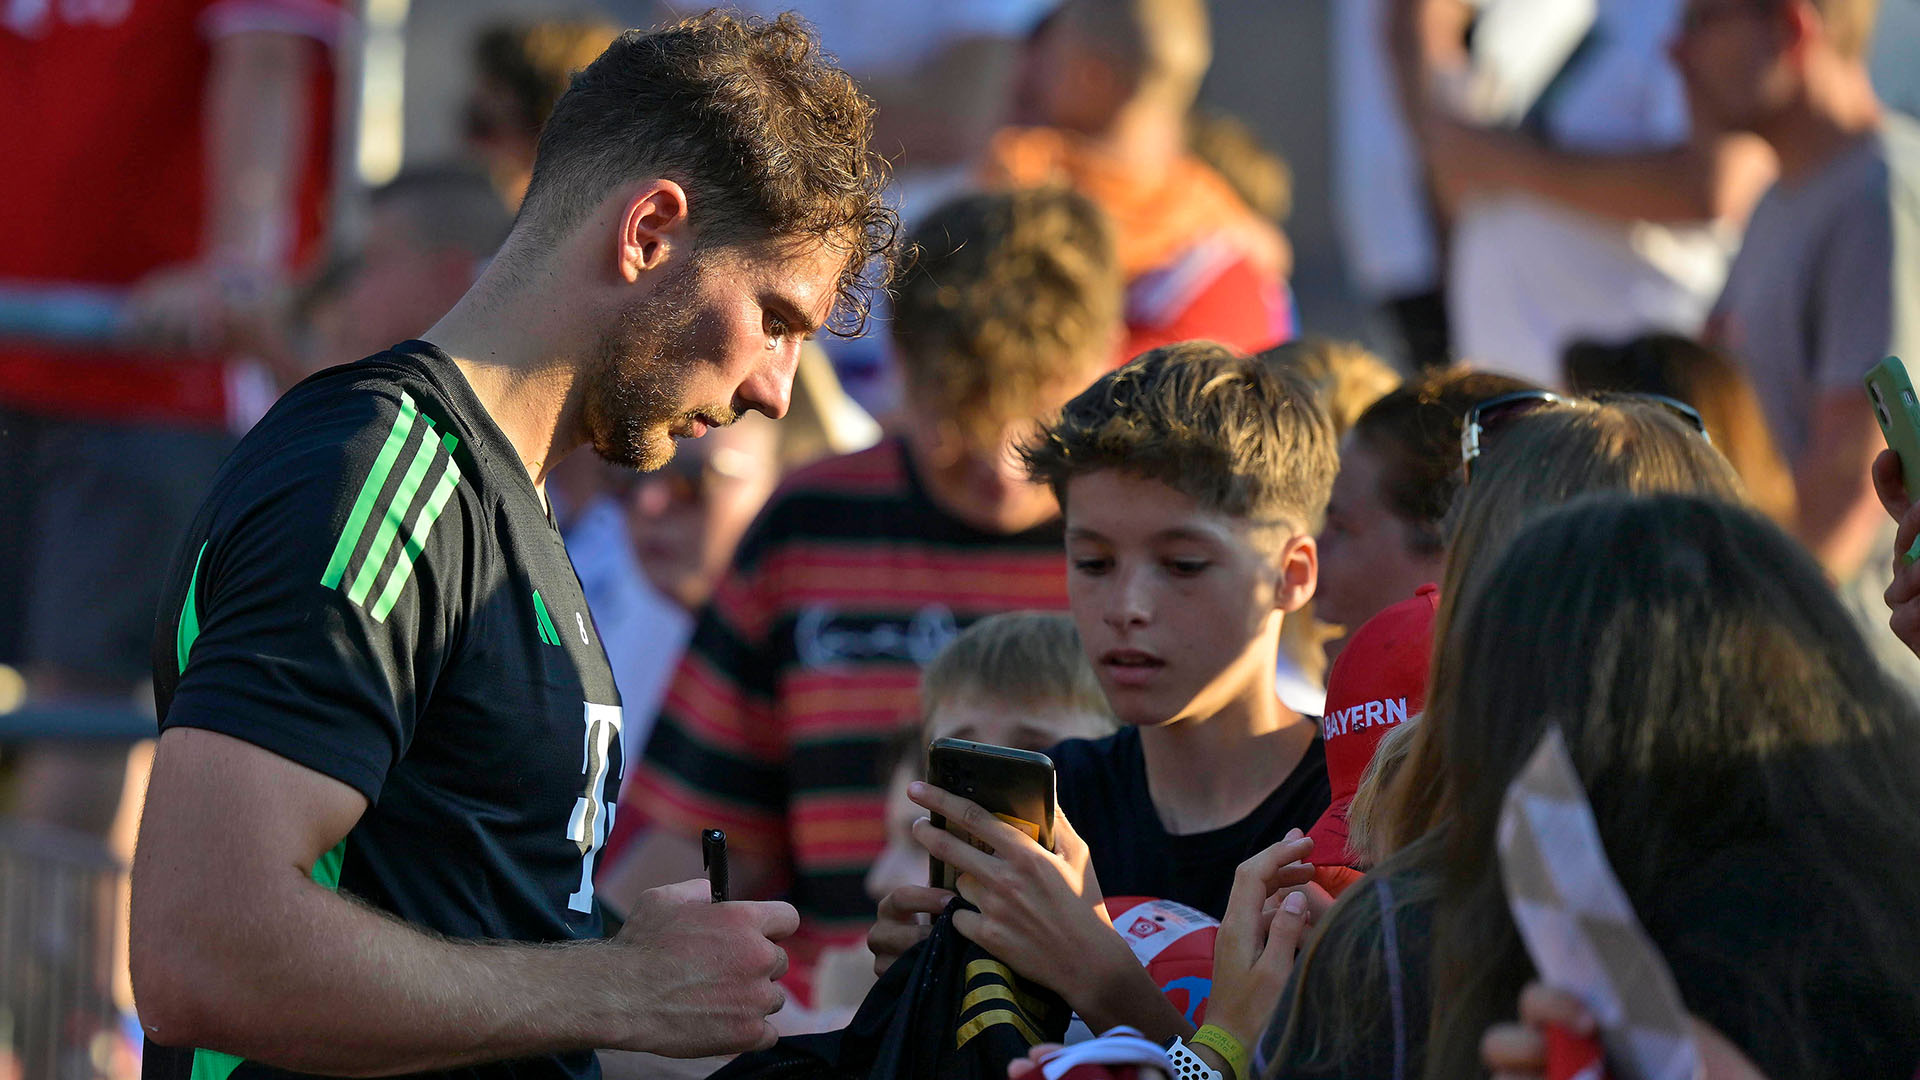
[616,437,1067,967]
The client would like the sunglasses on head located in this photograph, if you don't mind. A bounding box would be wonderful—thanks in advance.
[1460,390,1710,478]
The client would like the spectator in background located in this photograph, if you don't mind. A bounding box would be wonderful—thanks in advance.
[312,166,512,369]
[1187,107,1294,228]
[1314,369,1536,663]
[600,188,1123,994]
[1563,332,1798,527]
[465,19,618,210]
[0,0,346,838]
[1259,338,1402,706]
[1399,0,1776,386]
[985,0,1296,359]
[1678,0,1920,686]
[1331,0,1454,369]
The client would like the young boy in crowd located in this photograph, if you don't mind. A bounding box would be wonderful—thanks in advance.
[807,612,1117,1018]
[872,341,1336,1047]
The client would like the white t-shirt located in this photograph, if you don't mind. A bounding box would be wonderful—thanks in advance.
[1449,0,1738,387]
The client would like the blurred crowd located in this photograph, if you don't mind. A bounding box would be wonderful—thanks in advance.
[4,0,1920,1078]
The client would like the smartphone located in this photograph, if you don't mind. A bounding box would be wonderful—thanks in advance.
[925,737,1057,891]
[1867,357,1920,563]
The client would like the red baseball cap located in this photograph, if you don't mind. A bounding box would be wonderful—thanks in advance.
[1305,583,1438,870]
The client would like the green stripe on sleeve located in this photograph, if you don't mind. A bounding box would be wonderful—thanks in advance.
[368,448,463,624]
[321,392,419,589]
[176,542,209,676]
[346,419,441,607]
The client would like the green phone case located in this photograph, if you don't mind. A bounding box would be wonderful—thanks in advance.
[1866,356,1920,563]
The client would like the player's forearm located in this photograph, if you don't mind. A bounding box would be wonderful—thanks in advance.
[203,31,313,268]
[134,877,630,1075]
[1453,133,1761,225]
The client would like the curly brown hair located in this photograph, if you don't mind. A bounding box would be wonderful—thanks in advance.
[1022,340,1338,532]
[517,11,897,334]
[890,188,1122,444]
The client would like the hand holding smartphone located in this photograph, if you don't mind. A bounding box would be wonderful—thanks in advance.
[924,737,1057,891]
[1865,356,1920,563]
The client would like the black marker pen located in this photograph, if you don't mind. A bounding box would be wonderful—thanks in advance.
[702,828,728,902]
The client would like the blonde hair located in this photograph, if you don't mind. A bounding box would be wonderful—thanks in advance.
[1343,718,1420,867]
[919,612,1115,728]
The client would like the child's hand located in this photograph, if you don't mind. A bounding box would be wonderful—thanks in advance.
[907,783,1141,1015]
[1204,831,1316,1049]
[867,884,955,977]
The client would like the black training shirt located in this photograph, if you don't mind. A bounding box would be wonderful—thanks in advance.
[148,341,624,1080]
[1052,726,1330,918]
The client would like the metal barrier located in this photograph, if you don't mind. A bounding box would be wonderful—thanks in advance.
[0,822,126,1080]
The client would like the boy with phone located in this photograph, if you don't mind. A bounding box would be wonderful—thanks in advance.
[872,342,1337,1061]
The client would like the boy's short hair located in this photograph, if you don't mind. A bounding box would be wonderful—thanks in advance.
[890,188,1122,445]
[1022,340,1338,532]
[918,612,1114,727]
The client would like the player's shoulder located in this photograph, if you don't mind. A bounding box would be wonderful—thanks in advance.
[210,346,482,533]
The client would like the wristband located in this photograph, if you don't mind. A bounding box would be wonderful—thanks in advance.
[1164,1038,1225,1080]
[1191,1025,1250,1080]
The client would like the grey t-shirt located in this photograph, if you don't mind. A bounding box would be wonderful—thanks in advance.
[1713,111,1920,464]
[1713,111,1920,693]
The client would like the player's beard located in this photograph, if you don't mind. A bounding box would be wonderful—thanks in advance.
[584,261,738,472]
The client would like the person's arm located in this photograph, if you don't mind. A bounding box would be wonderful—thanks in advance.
[1386,0,1474,129]
[1420,120,1776,225]
[1795,389,1887,580]
[132,728,797,1072]
[126,28,317,364]
[903,784,1187,1043]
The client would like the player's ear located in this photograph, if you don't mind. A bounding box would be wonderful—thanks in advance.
[615,179,690,283]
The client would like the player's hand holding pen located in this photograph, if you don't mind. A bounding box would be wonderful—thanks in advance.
[603,828,795,1057]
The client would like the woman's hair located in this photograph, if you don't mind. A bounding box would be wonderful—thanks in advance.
[1421,495,1920,1079]
[1381,399,1745,848]
[1346,369,1539,557]
[1564,333,1797,527]
[1264,400,1748,1076]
